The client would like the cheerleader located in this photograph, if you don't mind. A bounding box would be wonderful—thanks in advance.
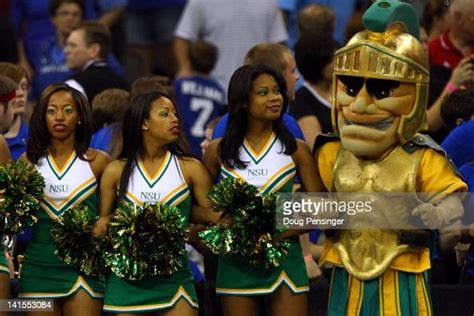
[203,64,324,316]
[95,91,218,315]
[19,83,110,315]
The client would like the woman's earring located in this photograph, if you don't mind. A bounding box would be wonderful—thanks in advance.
[142,126,149,131]
[77,121,82,125]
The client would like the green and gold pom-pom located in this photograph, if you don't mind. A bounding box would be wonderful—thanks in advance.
[104,202,188,280]
[0,160,44,235]
[51,204,107,277]
[103,203,141,280]
[207,177,260,215]
[199,178,289,269]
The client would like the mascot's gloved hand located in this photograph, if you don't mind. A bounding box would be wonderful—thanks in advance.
[412,195,464,228]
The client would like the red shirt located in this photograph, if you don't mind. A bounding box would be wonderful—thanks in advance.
[428,31,474,70]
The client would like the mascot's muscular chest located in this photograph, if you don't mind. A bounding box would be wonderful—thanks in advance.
[328,145,425,280]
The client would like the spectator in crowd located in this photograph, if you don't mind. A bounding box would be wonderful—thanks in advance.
[10,0,96,79]
[0,63,30,161]
[0,75,16,134]
[426,61,473,142]
[428,0,474,70]
[290,36,338,151]
[296,4,335,41]
[442,122,474,170]
[10,0,126,80]
[26,0,127,100]
[440,90,474,178]
[425,0,474,142]
[65,21,129,104]
[90,88,129,159]
[427,0,474,135]
[279,0,355,47]
[130,75,175,100]
[124,0,185,79]
[440,89,474,131]
[174,0,288,91]
[200,117,220,158]
[174,40,226,157]
[422,0,450,40]
[28,0,84,99]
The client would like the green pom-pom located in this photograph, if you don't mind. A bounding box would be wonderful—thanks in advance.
[51,204,107,277]
[207,177,260,215]
[0,160,44,235]
[104,202,189,280]
[200,178,289,269]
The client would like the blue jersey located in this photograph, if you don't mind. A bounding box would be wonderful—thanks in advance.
[29,38,73,99]
[174,76,226,157]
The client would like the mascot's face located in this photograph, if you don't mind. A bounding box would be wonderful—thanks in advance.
[336,75,415,159]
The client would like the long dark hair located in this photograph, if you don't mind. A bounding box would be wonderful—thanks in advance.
[27,83,93,164]
[117,91,190,201]
[219,64,296,169]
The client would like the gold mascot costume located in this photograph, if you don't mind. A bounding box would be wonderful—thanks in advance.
[315,0,467,314]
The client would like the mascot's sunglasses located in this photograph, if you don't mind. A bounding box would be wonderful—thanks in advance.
[337,75,401,100]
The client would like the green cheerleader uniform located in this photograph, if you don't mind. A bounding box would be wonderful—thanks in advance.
[216,133,309,296]
[103,152,198,313]
[0,250,9,275]
[19,152,104,299]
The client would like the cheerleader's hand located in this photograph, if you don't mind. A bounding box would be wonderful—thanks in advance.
[304,254,322,279]
[92,216,110,238]
[187,224,206,243]
[217,214,234,229]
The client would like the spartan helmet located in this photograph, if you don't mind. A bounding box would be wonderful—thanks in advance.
[332,0,429,144]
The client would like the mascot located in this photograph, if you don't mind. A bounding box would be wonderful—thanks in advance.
[315,0,467,314]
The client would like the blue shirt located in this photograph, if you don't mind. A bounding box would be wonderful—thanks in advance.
[10,0,96,70]
[174,76,226,157]
[29,38,127,99]
[212,112,305,140]
[90,125,114,152]
[278,0,356,48]
[30,38,73,99]
[5,121,28,161]
[441,120,474,168]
